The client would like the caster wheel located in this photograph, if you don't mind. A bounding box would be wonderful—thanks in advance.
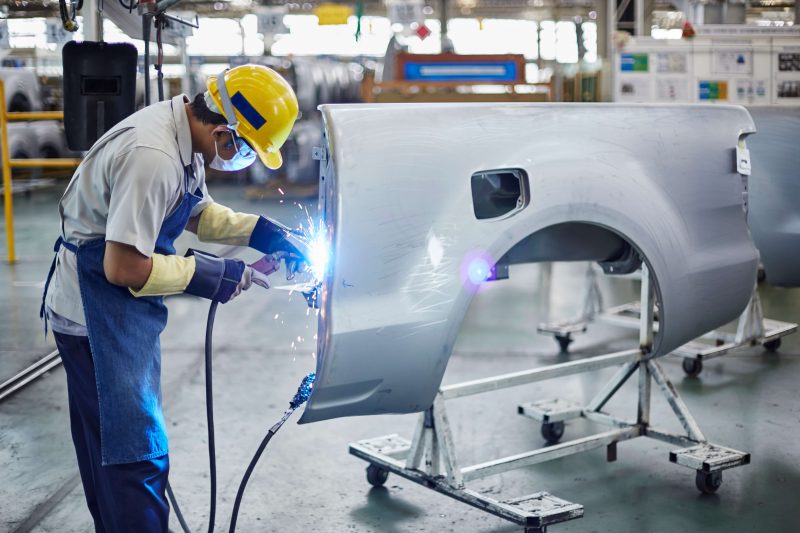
[541,421,565,444]
[763,338,782,352]
[366,464,389,488]
[695,470,722,494]
[555,335,573,353]
[757,267,766,284]
[682,358,703,378]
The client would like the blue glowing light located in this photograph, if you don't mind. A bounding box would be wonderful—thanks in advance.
[290,372,316,409]
[467,257,492,285]
[460,250,496,291]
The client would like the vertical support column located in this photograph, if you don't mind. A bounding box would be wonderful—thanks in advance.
[179,38,191,97]
[637,353,652,426]
[796,0,800,27]
[634,0,645,35]
[607,0,617,102]
[439,0,452,53]
[0,81,15,264]
[405,412,427,470]
[639,263,655,351]
[642,0,654,36]
[83,0,104,41]
[422,408,435,474]
[637,263,655,427]
[581,264,603,320]
[596,0,609,100]
[432,394,463,488]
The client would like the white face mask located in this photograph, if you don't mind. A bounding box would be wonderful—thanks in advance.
[209,130,257,172]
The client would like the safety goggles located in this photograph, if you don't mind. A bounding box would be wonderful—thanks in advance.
[222,130,257,163]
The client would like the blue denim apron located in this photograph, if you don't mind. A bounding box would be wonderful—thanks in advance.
[42,163,203,465]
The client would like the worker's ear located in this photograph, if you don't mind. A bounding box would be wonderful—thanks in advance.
[211,125,230,139]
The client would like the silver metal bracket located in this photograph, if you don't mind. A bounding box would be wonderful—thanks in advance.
[312,146,327,161]
[736,144,751,176]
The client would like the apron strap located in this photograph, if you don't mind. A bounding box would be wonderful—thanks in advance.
[40,237,78,336]
[184,163,194,193]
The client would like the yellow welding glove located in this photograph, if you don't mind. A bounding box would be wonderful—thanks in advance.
[130,250,252,304]
[197,203,259,246]
[130,254,196,297]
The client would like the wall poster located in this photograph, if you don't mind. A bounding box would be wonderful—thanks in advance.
[712,50,753,75]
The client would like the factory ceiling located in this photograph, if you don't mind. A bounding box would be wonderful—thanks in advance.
[0,0,794,20]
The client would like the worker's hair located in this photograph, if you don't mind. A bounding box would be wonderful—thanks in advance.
[190,93,227,126]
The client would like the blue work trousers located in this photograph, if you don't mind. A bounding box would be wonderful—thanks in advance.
[54,332,170,533]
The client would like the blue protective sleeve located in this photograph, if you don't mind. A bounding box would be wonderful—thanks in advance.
[185,251,225,300]
[184,250,245,303]
[248,216,291,255]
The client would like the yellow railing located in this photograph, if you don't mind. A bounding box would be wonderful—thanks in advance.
[1,80,81,263]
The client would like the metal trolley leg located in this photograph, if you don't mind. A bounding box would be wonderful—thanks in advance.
[537,263,797,376]
[351,264,752,531]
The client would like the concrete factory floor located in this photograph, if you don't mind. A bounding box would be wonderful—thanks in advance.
[2,184,799,533]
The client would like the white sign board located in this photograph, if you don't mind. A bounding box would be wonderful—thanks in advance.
[712,49,753,75]
[656,78,690,101]
[387,0,424,26]
[163,12,196,39]
[654,52,687,74]
[257,7,288,35]
[46,19,72,45]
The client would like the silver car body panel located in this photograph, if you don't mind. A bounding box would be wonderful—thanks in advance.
[300,103,759,424]
[746,106,800,287]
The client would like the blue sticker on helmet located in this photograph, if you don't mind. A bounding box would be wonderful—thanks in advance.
[231,91,266,130]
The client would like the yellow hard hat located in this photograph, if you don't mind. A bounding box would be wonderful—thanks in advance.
[206,64,299,170]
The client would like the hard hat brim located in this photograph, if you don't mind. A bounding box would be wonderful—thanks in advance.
[262,148,283,170]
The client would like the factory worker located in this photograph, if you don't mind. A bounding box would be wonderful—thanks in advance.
[39,64,300,532]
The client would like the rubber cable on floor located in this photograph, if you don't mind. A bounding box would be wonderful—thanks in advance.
[165,300,314,533]
[228,370,314,533]
[166,301,218,533]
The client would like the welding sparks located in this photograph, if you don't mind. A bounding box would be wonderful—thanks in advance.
[305,218,330,283]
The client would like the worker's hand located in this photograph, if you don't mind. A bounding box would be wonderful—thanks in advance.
[217,259,251,303]
[274,250,309,280]
[249,254,282,289]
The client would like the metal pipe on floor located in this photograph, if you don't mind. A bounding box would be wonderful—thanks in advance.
[0,351,62,402]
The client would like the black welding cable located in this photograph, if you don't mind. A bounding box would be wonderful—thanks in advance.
[165,297,314,533]
[204,300,219,533]
[228,427,277,533]
[166,301,219,533]
[228,374,315,532]
[166,481,191,533]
